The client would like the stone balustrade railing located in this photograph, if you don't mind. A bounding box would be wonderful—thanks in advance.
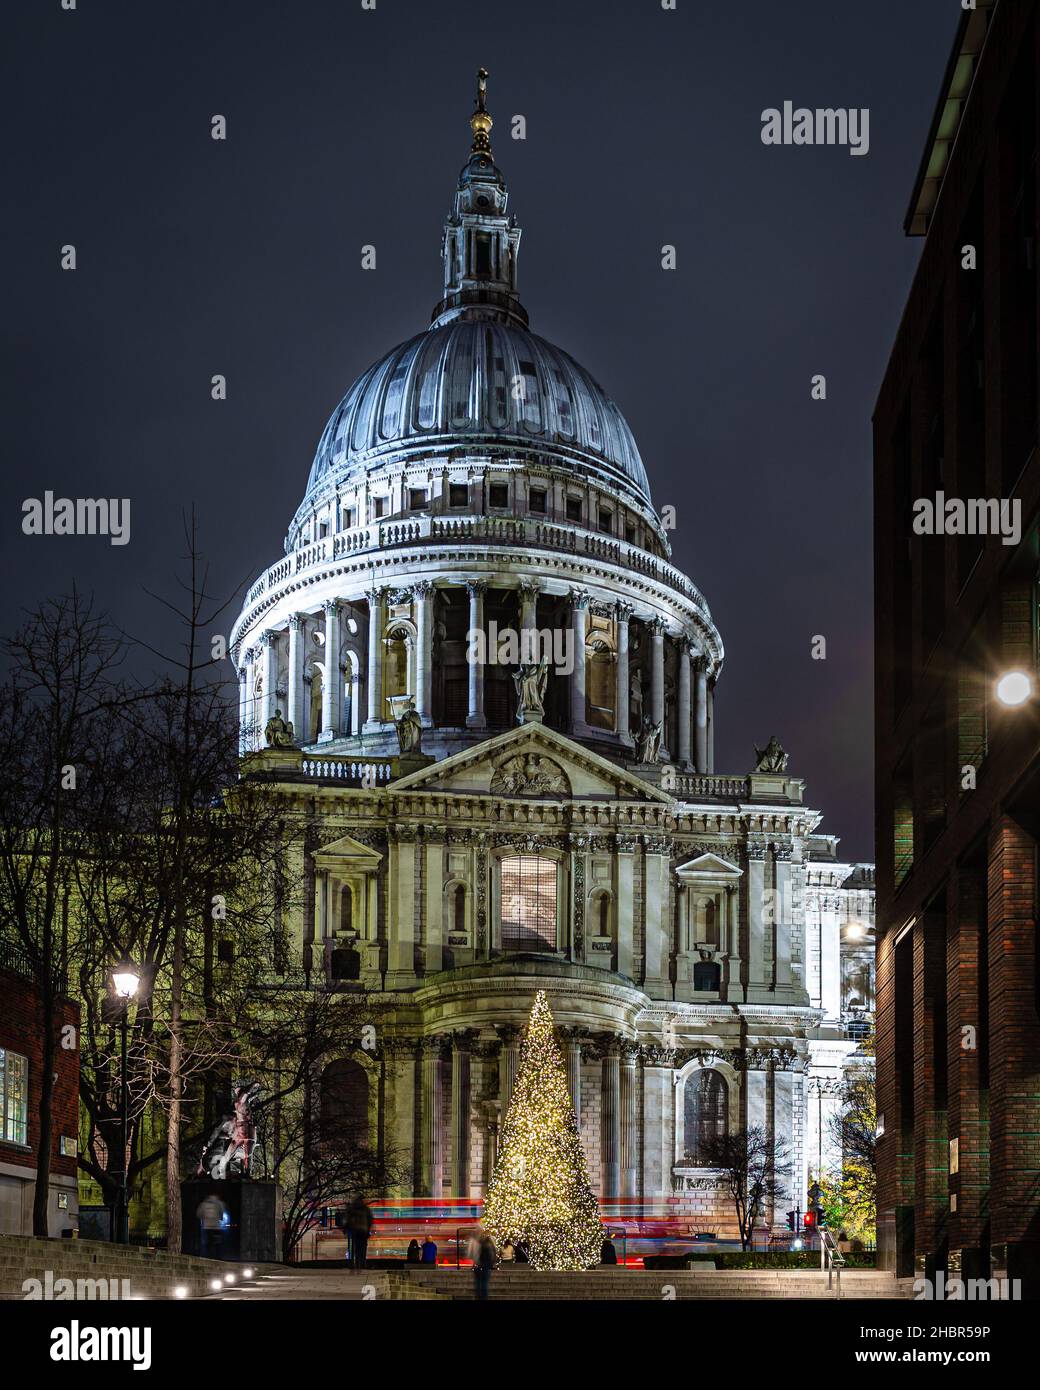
[301,757,394,785]
[243,514,712,620]
[671,773,752,800]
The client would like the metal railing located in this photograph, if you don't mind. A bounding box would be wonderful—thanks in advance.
[821,1229,845,1298]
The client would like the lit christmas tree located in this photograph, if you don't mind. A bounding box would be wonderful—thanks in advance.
[482,990,603,1270]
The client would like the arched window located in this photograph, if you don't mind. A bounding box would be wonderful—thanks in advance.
[500,856,557,951]
[308,666,323,741]
[320,1059,368,1142]
[683,1070,728,1164]
[383,628,411,718]
[340,885,353,934]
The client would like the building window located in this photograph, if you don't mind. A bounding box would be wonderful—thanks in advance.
[373,496,386,519]
[693,960,721,993]
[319,1059,368,1140]
[449,483,469,508]
[500,855,558,952]
[529,487,547,513]
[625,523,637,545]
[409,487,428,511]
[453,884,467,936]
[0,1048,28,1147]
[488,482,509,509]
[598,508,612,533]
[343,507,357,530]
[566,497,582,522]
[683,1069,727,1165]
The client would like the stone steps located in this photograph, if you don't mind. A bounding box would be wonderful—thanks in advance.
[0,1235,280,1301]
[391,1268,913,1301]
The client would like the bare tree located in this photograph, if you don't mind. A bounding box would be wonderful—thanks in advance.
[0,592,128,1236]
[828,1055,877,1236]
[699,1126,791,1251]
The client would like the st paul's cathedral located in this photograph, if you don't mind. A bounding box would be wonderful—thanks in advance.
[230,74,873,1242]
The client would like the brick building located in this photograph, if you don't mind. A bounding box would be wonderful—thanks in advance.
[0,944,80,1236]
[874,0,1040,1289]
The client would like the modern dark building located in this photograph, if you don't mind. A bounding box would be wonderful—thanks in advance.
[874,0,1040,1290]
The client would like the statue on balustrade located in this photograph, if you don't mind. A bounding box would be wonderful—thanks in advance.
[395,697,423,754]
[264,709,295,747]
[635,717,663,764]
[753,735,788,773]
[513,659,549,724]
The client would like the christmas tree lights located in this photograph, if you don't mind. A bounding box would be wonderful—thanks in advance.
[483,990,603,1271]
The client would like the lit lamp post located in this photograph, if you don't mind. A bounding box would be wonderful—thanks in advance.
[111,958,140,1245]
[996,670,1033,708]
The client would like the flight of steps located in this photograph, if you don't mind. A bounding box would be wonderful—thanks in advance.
[0,1235,281,1301]
[391,1266,914,1301]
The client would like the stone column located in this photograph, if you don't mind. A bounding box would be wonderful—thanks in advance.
[261,630,279,731]
[390,1042,418,1196]
[620,1043,639,1199]
[561,1029,583,1127]
[773,1063,797,1220]
[706,680,715,772]
[496,1024,520,1112]
[641,1055,675,1199]
[642,836,672,994]
[237,665,249,753]
[615,602,632,743]
[677,639,692,767]
[649,618,666,751]
[725,883,742,1002]
[364,587,385,729]
[465,580,487,729]
[287,614,304,741]
[424,832,444,974]
[386,827,417,989]
[420,1037,445,1199]
[694,658,709,772]
[414,580,434,725]
[616,836,637,980]
[774,847,793,988]
[601,1042,622,1198]
[746,844,768,999]
[569,833,588,962]
[320,600,340,738]
[519,579,539,634]
[569,589,589,733]
[450,1034,473,1198]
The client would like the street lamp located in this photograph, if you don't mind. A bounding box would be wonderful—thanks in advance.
[110,957,140,1245]
[996,670,1032,707]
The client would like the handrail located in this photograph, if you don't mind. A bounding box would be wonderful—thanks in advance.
[820,1229,845,1298]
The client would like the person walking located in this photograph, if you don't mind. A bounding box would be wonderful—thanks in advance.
[345,1196,373,1270]
[471,1231,497,1301]
[196,1193,228,1259]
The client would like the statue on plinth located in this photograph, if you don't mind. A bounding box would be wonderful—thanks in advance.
[395,697,423,755]
[635,717,663,764]
[753,736,788,773]
[264,709,294,748]
[513,659,549,724]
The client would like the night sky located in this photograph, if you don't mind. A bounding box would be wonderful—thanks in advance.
[4,0,958,860]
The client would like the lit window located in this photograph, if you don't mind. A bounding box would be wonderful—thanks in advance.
[0,1048,29,1146]
[500,856,557,952]
[683,1070,727,1164]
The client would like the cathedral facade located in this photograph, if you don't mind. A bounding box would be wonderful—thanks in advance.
[230,77,873,1239]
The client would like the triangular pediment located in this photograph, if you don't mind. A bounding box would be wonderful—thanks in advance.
[676,851,743,880]
[313,832,383,867]
[388,723,675,803]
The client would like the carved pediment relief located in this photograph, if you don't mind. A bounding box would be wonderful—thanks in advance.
[489,752,570,798]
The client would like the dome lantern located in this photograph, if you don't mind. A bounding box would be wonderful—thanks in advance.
[432,68,527,331]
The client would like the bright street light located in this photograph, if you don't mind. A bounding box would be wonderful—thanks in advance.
[996,670,1032,707]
